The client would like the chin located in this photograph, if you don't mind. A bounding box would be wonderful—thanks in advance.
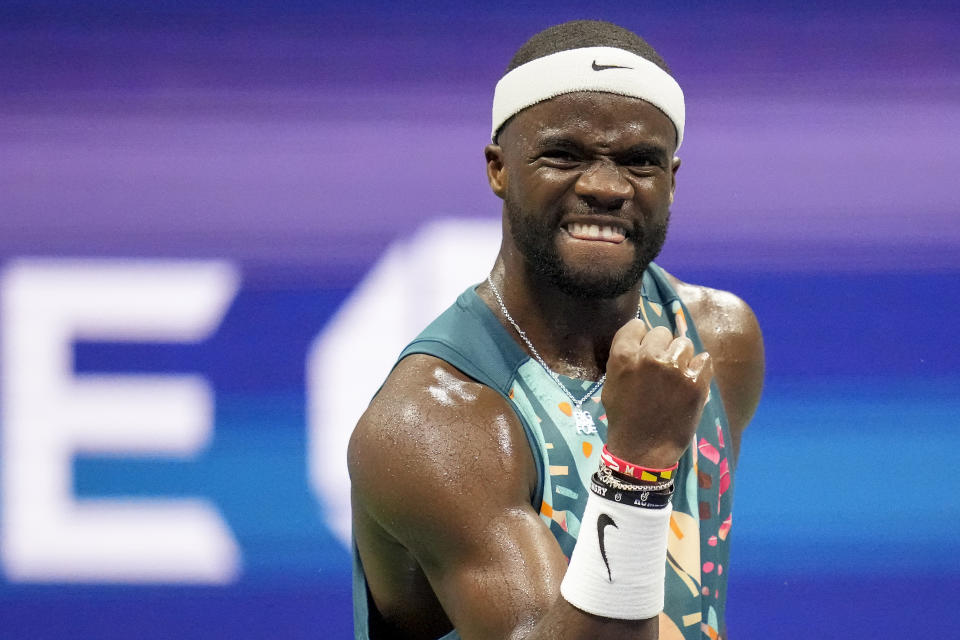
[549,263,648,299]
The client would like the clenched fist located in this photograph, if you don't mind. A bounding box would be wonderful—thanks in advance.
[601,319,713,469]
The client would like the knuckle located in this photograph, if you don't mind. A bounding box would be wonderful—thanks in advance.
[607,348,629,371]
[616,317,647,340]
[608,344,642,373]
[649,325,672,340]
[610,332,641,357]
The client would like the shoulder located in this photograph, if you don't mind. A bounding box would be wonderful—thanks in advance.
[349,354,537,542]
[664,271,764,362]
[662,269,765,457]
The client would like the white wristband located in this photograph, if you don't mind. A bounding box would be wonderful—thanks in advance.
[560,492,672,620]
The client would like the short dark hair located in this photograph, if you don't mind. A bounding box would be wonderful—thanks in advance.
[506,20,670,75]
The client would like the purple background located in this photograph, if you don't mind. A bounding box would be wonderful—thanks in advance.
[2,2,959,638]
[4,1,958,276]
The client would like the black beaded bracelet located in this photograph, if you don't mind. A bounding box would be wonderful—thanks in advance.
[590,473,674,509]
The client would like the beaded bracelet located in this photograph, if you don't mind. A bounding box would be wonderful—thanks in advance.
[590,473,674,509]
[600,444,678,483]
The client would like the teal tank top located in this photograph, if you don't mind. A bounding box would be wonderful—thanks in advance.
[354,263,735,640]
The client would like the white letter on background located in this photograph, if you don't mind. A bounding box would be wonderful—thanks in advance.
[1,260,241,583]
[307,219,500,546]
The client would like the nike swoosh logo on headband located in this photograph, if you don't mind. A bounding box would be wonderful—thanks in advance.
[592,60,633,71]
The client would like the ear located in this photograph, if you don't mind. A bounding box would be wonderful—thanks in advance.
[669,156,681,204]
[485,144,507,199]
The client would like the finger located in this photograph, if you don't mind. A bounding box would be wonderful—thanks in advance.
[663,336,695,369]
[612,318,649,350]
[686,351,713,384]
[640,325,673,354]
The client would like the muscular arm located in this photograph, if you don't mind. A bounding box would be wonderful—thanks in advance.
[349,355,660,640]
[350,278,753,640]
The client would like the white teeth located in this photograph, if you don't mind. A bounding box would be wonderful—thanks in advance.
[568,222,624,240]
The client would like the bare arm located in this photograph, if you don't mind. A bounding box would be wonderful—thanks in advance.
[351,308,715,640]
[350,355,661,640]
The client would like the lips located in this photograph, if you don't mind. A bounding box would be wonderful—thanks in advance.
[564,221,627,243]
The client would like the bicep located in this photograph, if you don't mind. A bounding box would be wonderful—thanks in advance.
[350,360,568,639]
[418,503,569,639]
[357,447,569,640]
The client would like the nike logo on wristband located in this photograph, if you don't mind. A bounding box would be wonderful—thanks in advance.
[591,60,632,71]
[597,513,618,581]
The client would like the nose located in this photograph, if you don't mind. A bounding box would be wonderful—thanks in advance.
[574,160,633,210]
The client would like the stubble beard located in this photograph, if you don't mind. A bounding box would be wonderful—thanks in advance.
[506,200,669,300]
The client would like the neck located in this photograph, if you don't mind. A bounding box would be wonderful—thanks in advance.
[482,254,643,380]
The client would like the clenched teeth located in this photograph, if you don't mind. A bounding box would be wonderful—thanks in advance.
[567,222,627,242]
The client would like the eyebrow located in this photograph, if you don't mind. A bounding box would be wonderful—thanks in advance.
[533,136,670,162]
[617,143,670,162]
[532,135,586,153]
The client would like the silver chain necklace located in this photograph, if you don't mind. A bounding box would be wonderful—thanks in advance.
[486,274,640,436]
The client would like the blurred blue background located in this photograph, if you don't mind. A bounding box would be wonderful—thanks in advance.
[1,1,958,638]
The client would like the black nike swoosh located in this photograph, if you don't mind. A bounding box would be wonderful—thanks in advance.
[592,60,633,71]
[597,513,618,582]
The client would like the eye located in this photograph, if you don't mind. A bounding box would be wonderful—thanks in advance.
[622,153,664,174]
[539,149,581,167]
[625,154,658,167]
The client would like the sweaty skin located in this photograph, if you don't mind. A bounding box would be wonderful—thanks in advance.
[349,92,764,640]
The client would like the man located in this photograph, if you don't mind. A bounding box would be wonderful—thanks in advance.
[349,20,764,640]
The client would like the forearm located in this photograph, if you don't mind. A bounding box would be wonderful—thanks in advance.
[451,486,672,640]
[522,597,659,640]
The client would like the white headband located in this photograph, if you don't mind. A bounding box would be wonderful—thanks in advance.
[491,46,685,149]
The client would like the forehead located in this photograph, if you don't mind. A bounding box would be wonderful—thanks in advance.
[503,91,677,151]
